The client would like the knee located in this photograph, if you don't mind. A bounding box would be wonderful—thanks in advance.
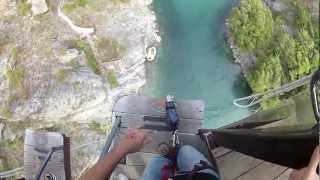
[179,145,197,154]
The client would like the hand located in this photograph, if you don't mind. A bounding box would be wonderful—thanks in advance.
[116,129,152,155]
[289,146,319,180]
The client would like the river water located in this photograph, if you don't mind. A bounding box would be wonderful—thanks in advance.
[143,0,251,128]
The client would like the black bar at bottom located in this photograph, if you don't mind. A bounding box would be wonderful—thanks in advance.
[200,124,318,169]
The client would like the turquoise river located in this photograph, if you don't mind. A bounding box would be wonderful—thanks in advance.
[143,0,251,128]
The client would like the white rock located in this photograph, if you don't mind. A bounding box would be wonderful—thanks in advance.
[0,0,16,16]
[60,49,79,64]
[118,174,129,180]
[28,68,108,122]
[29,0,48,16]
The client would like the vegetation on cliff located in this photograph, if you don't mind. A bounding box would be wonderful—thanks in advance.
[229,0,319,109]
[230,0,274,51]
[17,0,31,16]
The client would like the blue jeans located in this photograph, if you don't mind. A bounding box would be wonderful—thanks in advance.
[141,145,219,180]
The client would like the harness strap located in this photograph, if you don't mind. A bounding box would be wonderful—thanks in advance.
[174,160,219,180]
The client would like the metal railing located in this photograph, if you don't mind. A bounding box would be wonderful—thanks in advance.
[233,75,312,108]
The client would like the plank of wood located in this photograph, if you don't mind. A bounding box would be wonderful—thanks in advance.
[116,128,209,154]
[24,130,64,148]
[113,164,145,180]
[274,168,292,180]
[143,116,203,133]
[24,129,70,180]
[126,152,158,166]
[113,95,205,120]
[118,112,202,134]
[235,162,287,180]
[212,147,232,159]
[217,151,263,180]
[115,128,172,153]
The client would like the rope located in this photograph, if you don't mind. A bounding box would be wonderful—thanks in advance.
[233,75,312,108]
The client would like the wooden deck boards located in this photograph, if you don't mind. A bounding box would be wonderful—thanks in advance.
[212,147,232,158]
[113,95,205,120]
[235,162,287,180]
[126,152,158,166]
[214,147,291,180]
[216,150,263,180]
[111,95,206,179]
[117,112,202,134]
[274,168,292,180]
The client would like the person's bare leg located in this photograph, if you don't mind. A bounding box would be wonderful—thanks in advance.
[289,146,319,180]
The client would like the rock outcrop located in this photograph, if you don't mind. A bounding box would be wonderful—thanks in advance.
[29,0,48,16]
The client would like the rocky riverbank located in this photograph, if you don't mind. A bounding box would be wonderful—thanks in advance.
[0,0,160,177]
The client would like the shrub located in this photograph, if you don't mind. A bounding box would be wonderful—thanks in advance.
[96,37,126,62]
[56,69,66,82]
[111,0,130,4]
[62,0,89,13]
[0,106,12,119]
[229,0,273,51]
[106,70,119,89]
[69,39,101,75]
[78,0,88,6]
[17,0,31,16]
[63,3,78,13]
[6,67,25,90]
[88,121,108,135]
[260,97,282,110]
[292,0,312,30]
[0,137,23,171]
[246,55,283,93]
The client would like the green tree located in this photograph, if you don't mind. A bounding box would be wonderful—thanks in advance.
[229,0,273,51]
[17,0,31,16]
[247,54,283,93]
[269,17,287,56]
[287,30,314,80]
[292,0,312,30]
[275,30,297,82]
[310,49,320,71]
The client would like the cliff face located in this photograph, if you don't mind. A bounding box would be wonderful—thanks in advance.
[0,0,159,176]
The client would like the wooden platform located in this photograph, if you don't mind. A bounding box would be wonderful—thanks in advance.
[24,129,71,180]
[110,95,208,179]
[213,147,292,180]
[109,95,291,180]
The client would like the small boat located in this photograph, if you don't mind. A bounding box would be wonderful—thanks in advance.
[146,46,157,62]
